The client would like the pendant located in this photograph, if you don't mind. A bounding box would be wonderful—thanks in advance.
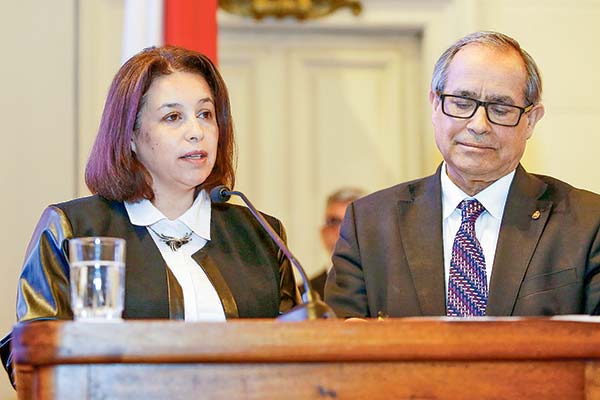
[149,227,192,251]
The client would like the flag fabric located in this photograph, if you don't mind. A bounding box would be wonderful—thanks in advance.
[121,0,218,64]
[165,0,218,64]
[121,0,164,63]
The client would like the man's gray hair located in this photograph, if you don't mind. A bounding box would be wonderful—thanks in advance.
[327,187,366,205]
[431,31,542,105]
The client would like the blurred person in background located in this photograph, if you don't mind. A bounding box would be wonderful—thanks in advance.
[300,187,365,299]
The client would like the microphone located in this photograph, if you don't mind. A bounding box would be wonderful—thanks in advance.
[210,185,335,320]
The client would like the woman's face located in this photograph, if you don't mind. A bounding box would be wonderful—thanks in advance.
[133,70,219,199]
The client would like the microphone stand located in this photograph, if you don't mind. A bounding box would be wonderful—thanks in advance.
[212,187,335,320]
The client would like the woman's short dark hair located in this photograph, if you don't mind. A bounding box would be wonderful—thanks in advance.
[85,46,236,202]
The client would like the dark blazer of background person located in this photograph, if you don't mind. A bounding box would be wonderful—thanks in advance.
[299,187,365,299]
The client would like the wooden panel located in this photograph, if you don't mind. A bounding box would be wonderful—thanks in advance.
[219,32,421,278]
[586,362,600,400]
[39,361,585,400]
[14,319,600,399]
[13,319,600,364]
[288,41,420,274]
[219,46,288,214]
[14,365,32,400]
[35,366,87,400]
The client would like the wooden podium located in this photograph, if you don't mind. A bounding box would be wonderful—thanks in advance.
[11,318,600,399]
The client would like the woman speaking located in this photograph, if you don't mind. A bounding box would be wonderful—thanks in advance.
[2,46,299,351]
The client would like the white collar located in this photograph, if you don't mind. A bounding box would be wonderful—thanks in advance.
[124,190,212,241]
[441,162,515,220]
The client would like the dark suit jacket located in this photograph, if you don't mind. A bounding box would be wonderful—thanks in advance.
[299,269,328,300]
[2,195,299,386]
[325,165,600,318]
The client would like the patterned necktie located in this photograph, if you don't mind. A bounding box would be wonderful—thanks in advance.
[447,199,488,317]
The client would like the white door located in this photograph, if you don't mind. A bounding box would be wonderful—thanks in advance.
[219,30,423,280]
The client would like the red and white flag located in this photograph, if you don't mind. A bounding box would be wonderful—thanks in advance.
[122,0,218,64]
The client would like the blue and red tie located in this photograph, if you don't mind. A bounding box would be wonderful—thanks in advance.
[447,199,488,317]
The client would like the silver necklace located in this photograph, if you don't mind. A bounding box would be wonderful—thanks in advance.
[148,226,192,251]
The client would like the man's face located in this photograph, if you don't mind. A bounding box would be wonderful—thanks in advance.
[430,44,544,194]
[320,201,351,255]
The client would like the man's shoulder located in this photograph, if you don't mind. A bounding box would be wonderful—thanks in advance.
[531,173,600,208]
[355,173,438,208]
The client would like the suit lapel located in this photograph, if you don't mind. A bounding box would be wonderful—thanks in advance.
[191,208,239,318]
[123,218,171,318]
[487,165,552,315]
[397,166,446,315]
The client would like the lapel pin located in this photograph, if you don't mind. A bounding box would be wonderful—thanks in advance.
[531,210,541,220]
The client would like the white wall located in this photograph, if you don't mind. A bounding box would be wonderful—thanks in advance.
[477,0,600,192]
[0,1,77,398]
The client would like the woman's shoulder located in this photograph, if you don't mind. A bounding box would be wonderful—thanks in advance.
[25,195,124,253]
[47,195,128,233]
[52,195,124,214]
[53,194,115,208]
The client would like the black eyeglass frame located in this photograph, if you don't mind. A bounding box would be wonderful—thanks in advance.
[439,94,534,127]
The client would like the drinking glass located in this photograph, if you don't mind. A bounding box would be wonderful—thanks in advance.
[68,237,126,321]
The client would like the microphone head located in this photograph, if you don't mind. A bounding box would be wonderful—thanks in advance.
[209,185,232,203]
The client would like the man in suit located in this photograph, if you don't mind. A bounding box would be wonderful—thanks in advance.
[325,31,600,318]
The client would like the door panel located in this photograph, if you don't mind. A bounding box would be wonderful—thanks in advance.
[220,32,421,279]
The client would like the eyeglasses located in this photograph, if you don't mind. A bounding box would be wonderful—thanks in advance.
[440,94,534,127]
[323,217,343,229]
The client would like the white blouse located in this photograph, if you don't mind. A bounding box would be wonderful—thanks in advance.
[125,190,226,321]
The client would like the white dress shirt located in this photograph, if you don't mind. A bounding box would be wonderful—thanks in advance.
[124,190,226,321]
[441,163,515,295]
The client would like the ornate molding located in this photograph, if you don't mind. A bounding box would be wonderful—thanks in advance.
[219,0,363,21]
